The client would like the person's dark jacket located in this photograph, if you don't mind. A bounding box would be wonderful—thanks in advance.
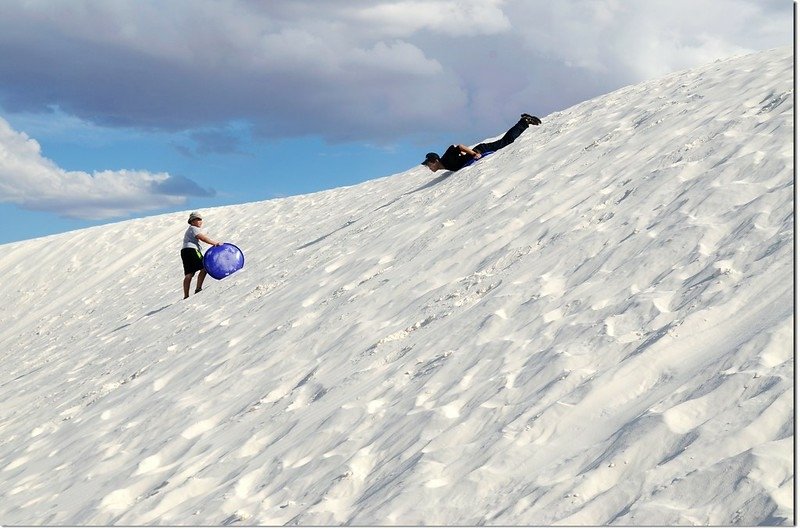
[439,145,473,171]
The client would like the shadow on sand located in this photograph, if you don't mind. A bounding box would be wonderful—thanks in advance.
[296,172,453,250]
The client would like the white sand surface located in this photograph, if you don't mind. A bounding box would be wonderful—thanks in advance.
[0,47,793,525]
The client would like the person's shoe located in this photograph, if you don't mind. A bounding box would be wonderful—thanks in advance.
[195,287,203,294]
[521,113,542,125]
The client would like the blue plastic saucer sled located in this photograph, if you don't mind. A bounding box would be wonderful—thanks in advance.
[463,150,494,168]
[203,243,245,280]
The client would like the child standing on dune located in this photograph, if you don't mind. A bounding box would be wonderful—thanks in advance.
[181,211,222,299]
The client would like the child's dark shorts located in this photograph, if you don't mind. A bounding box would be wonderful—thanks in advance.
[181,248,204,275]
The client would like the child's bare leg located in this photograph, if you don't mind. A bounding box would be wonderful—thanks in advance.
[196,269,208,292]
[183,273,194,299]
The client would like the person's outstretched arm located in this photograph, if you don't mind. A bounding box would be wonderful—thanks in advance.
[197,233,222,246]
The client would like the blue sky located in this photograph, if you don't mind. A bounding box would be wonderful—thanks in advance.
[0,0,792,245]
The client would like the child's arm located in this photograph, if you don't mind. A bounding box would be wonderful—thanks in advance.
[197,233,222,246]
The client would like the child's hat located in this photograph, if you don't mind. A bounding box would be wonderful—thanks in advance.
[188,211,203,222]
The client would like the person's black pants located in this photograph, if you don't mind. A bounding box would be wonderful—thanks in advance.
[474,119,529,154]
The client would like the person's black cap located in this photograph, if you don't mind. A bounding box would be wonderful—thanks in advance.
[421,152,439,165]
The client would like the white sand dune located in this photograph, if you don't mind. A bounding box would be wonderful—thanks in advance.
[0,47,793,525]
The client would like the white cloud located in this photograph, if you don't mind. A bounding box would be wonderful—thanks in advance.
[351,0,511,37]
[509,0,785,80]
[0,0,790,143]
[0,117,207,219]
[348,40,443,75]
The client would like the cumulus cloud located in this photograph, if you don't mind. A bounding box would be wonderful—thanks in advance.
[0,118,213,219]
[508,0,784,80]
[0,0,791,144]
[351,0,511,37]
